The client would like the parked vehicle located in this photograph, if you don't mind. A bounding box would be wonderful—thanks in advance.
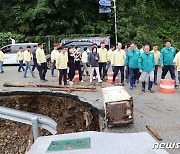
[46,41,93,69]
[1,43,49,65]
[1,43,38,65]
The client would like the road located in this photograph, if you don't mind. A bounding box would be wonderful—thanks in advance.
[0,66,180,154]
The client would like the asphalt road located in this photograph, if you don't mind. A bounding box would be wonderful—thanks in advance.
[0,66,180,154]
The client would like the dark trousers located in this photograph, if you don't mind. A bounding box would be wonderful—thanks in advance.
[178,71,180,84]
[161,65,176,81]
[113,66,124,84]
[125,66,129,80]
[137,72,141,81]
[99,62,106,79]
[93,70,97,77]
[68,64,75,81]
[75,61,82,81]
[38,62,47,80]
[51,61,56,76]
[129,68,139,87]
[154,65,158,83]
[32,59,37,72]
[59,69,67,85]
[18,60,25,71]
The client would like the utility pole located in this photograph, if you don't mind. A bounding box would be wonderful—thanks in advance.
[113,0,117,44]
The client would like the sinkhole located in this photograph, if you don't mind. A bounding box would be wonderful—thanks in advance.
[0,91,104,154]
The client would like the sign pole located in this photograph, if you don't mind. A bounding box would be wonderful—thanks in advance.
[113,0,117,44]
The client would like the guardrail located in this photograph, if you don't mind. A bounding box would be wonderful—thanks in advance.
[0,106,57,140]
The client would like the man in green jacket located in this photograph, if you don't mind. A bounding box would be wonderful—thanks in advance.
[125,42,141,90]
[160,40,176,85]
[139,44,155,93]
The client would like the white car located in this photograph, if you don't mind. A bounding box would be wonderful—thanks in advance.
[1,43,38,64]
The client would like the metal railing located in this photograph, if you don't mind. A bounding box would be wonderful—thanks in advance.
[0,106,57,140]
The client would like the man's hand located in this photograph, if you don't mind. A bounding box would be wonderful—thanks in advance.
[140,70,142,73]
[161,64,164,67]
[38,63,41,66]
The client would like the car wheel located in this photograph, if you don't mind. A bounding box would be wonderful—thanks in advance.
[47,58,52,69]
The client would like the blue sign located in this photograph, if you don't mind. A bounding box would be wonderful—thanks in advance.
[99,8,111,13]
[99,0,111,6]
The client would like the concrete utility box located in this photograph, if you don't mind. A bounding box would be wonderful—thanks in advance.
[28,131,168,154]
[102,86,133,127]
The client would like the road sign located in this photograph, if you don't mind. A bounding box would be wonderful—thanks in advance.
[99,8,111,13]
[99,0,111,6]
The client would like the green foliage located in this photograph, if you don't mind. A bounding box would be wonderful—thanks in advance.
[0,32,25,47]
[0,0,180,50]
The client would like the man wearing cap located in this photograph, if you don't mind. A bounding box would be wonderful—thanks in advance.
[23,46,35,78]
[16,47,25,72]
[36,42,47,82]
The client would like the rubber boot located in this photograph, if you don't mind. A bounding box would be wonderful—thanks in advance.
[154,74,158,85]
[148,81,154,93]
[129,79,134,90]
[142,82,145,92]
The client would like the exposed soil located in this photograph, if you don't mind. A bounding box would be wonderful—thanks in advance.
[0,92,102,154]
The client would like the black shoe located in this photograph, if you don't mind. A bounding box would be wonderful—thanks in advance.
[44,79,48,81]
[142,82,145,92]
[154,83,158,85]
[119,83,124,86]
[111,81,115,85]
[24,75,27,78]
[148,89,154,93]
[18,70,22,72]
[148,81,154,93]
[175,85,179,88]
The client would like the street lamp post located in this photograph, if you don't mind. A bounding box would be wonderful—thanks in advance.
[113,0,117,44]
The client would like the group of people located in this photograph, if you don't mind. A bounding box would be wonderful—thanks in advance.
[0,40,180,93]
[111,40,179,93]
[16,42,48,82]
[49,40,180,92]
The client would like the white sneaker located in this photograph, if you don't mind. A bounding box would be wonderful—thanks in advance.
[98,80,102,83]
[90,79,92,83]
[93,76,96,80]
[69,81,74,85]
[81,80,84,83]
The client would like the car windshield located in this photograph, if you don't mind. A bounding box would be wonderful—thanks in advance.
[1,45,11,54]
